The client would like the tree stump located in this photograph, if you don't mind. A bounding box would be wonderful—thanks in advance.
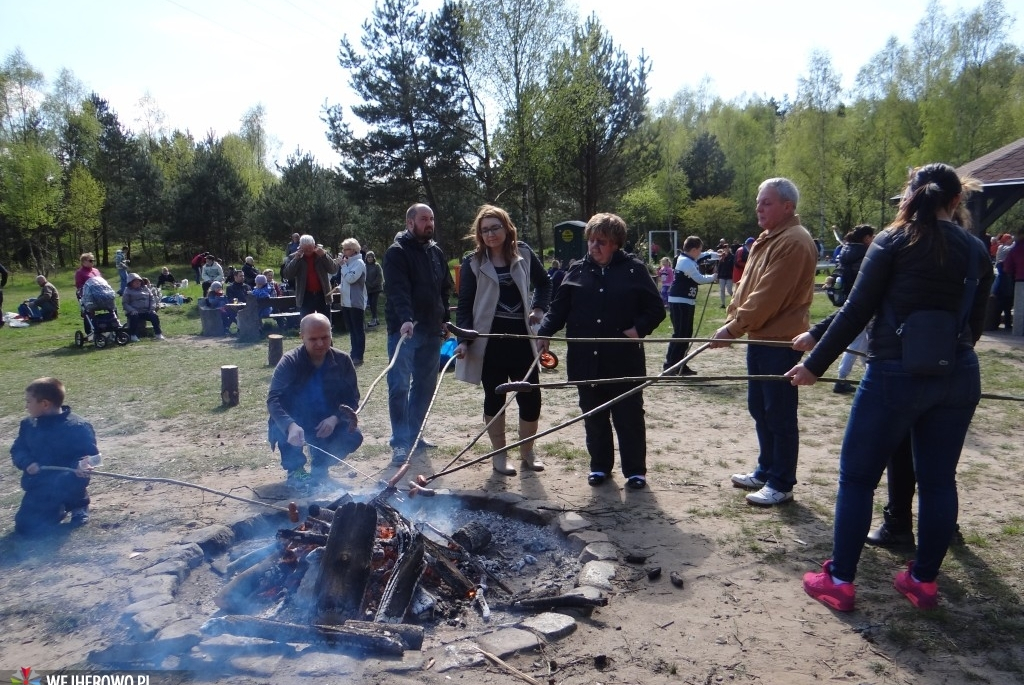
[268,334,284,366]
[221,365,239,406]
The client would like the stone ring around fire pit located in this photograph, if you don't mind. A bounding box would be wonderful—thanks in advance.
[88,487,627,679]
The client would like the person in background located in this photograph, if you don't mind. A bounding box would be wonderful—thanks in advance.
[0,261,8,320]
[537,213,665,490]
[21,275,60,321]
[994,231,1018,331]
[732,237,754,285]
[711,177,818,507]
[283,232,302,291]
[226,268,251,304]
[716,241,734,308]
[283,235,338,318]
[826,224,875,393]
[547,259,566,293]
[383,204,452,465]
[453,204,551,476]
[664,236,718,376]
[262,269,284,297]
[10,377,97,535]
[267,313,363,484]
[122,273,165,341]
[337,238,367,365]
[205,281,235,333]
[74,253,102,335]
[364,251,384,328]
[190,251,207,284]
[242,256,259,287]
[792,163,991,612]
[201,254,225,298]
[114,246,130,295]
[656,256,674,307]
[156,267,177,289]
[75,253,101,297]
[253,274,275,321]
[995,231,1019,335]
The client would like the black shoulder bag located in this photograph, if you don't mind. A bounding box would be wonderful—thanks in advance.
[893,253,979,376]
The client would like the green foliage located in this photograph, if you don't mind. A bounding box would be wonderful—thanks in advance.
[680,132,734,200]
[679,196,744,243]
[543,14,656,218]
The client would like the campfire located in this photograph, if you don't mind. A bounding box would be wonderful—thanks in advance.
[200,491,606,658]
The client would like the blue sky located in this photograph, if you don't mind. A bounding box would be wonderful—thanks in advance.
[2,0,1020,168]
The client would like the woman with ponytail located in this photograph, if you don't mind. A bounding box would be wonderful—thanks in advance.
[787,163,992,612]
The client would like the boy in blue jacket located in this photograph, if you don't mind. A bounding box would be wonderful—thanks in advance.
[10,378,97,535]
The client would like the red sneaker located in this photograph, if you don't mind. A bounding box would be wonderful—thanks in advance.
[803,560,855,612]
[894,562,938,609]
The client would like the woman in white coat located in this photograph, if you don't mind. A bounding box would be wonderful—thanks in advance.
[337,238,367,365]
[454,205,551,475]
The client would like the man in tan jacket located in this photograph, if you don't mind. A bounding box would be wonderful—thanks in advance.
[710,178,818,506]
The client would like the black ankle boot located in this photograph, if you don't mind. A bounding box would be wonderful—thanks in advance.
[866,507,914,547]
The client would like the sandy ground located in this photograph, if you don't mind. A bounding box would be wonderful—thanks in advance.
[1,331,1023,684]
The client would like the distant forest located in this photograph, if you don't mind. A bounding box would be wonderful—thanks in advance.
[1,0,1022,273]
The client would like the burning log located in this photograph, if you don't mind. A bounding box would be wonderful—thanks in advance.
[201,615,405,656]
[225,541,282,577]
[374,534,425,623]
[277,529,329,546]
[343,620,424,650]
[420,537,478,599]
[509,593,609,612]
[315,501,378,624]
[215,555,287,613]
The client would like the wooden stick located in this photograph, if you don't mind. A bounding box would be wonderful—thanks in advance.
[474,647,543,685]
[39,465,290,514]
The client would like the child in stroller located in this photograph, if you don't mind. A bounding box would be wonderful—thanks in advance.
[76,276,129,348]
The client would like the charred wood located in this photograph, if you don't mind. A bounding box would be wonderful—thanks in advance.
[509,593,609,612]
[200,615,404,656]
[316,501,378,624]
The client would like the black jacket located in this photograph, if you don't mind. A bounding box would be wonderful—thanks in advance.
[804,221,993,376]
[538,250,665,382]
[383,230,452,335]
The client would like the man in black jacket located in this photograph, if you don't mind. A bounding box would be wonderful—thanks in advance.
[383,204,453,465]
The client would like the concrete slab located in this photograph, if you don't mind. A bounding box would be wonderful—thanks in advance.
[129,604,192,640]
[557,512,592,534]
[180,524,235,554]
[577,560,616,590]
[519,612,577,640]
[566,529,610,553]
[129,574,179,603]
[476,627,542,658]
[579,541,618,564]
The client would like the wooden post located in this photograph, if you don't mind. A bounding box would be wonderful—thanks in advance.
[268,334,284,366]
[221,365,239,406]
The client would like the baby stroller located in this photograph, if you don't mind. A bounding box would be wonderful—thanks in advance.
[75,276,129,348]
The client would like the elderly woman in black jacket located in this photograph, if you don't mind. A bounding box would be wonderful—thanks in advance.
[790,163,992,613]
[537,213,665,490]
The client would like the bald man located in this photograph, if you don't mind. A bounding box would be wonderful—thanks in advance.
[267,314,363,483]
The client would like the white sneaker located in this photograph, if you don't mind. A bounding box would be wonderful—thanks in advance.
[730,472,765,490]
[129,335,140,343]
[746,485,794,506]
[154,334,166,340]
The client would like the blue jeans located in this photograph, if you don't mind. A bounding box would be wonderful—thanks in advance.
[118,268,128,294]
[343,307,365,361]
[830,351,980,583]
[747,344,803,492]
[387,330,441,450]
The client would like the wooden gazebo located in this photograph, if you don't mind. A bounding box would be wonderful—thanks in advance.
[957,137,1024,236]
